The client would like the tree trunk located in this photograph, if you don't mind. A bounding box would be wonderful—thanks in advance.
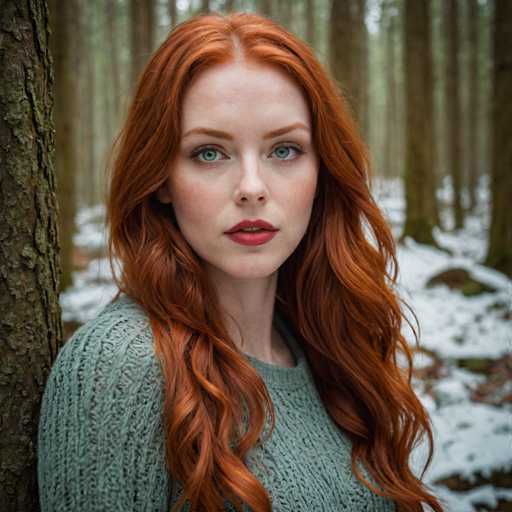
[49,0,79,291]
[329,0,355,113]
[383,1,398,179]
[0,0,63,509]
[306,0,315,50]
[401,0,438,245]
[329,0,367,136]
[467,0,479,211]
[484,0,512,278]
[225,0,235,13]
[130,0,156,91]
[169,0,178,27]
[356,0,369,142]
[106,0,121,126]
[259,0,272,18]
[443,0,464,229]
[83,0,97,207]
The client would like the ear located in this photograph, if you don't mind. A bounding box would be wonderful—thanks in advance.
[156,179,173,204]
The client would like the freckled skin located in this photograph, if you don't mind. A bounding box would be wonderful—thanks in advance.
[159,59,319,280]
[157,58,319,361]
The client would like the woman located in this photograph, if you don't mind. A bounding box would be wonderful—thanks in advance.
[38,11,444,512]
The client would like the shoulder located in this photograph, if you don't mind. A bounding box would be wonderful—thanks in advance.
[38,294,170,510]
[40,293,162,419]
[54,294,156,376]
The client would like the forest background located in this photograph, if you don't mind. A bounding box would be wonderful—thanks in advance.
[0,0,510,511]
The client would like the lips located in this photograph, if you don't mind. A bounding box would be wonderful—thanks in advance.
[225,219,278,234]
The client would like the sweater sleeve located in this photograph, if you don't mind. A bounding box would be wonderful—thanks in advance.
[37,309,170,512]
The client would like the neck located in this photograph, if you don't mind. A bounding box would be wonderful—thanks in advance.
[207,268,287,364]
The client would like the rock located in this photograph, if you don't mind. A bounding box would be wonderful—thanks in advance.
[426,267,498,296]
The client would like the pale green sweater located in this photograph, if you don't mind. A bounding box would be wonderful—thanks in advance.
[37,294,396,511]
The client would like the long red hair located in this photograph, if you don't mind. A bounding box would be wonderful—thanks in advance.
[106,11,443,512]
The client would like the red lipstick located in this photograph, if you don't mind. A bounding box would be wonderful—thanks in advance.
[224,219,279,246]
[224,219,278,234]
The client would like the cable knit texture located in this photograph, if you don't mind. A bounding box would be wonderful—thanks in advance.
[38,294,396,511]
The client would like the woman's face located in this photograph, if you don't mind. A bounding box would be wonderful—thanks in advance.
[158,59,319,281]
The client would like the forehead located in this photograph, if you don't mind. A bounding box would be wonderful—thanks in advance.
[180,60,311,129]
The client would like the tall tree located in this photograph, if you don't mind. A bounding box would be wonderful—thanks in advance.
[259,0,272,18]
[467,0,479,211]
[200,0,211,14]
[0,0,62,508]
[329,0,368,139]
[306,0,316,50]
[130,0,156,90]
[169,0,178,28]
[275,0,296,31]
[49,0,80,291]
[330,0,356,107]
[81,0,97,207]
[382,0,399,179]
[401,0,438,245]
[355,0,369,142]
[443,0,464,229]
[484,0,512,278]
[107,0,122,126]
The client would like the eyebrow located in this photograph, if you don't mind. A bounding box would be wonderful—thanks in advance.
[182,122,310,141]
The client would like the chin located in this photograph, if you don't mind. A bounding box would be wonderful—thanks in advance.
[216,260,282,281]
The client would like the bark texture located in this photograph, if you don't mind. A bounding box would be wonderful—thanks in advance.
[0,0,63,509]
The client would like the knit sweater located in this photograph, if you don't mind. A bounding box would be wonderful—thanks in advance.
[37,294,396,512]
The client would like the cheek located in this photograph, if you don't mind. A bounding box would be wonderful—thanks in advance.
[286,174,318,214]
[171,177,223,226]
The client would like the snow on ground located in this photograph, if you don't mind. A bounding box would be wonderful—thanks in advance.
[62,175,511,511]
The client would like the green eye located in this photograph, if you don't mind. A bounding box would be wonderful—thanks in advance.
[273,145,303,160]
[190,143,304,165]
[197,148,220,162]
[274,146,291,159]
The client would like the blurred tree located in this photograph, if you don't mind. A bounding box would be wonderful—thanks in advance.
[275,0,295,31]
[107,0,122,125]
[0,0,63,508]
[484,0,511,278]
[467,0,479,211]
[169,0,178,27]
[82,0,98,207]
[259,0,272,17]
[306,0,316,49]
[130,0,156,89]
[401,0,438,245]
[443,0,464,229]
[330,0,356,104]
[49,0,80,291]
[382,0,399,179]
[355,0,369,142]
[329,0,368,140]
[75,0,96,208]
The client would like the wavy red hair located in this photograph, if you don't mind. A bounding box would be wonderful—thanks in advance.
[106,11,443,512]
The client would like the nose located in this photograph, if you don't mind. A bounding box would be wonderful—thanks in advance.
[234,154,268,204]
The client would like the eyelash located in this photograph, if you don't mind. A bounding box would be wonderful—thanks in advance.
[189,143,305,165]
